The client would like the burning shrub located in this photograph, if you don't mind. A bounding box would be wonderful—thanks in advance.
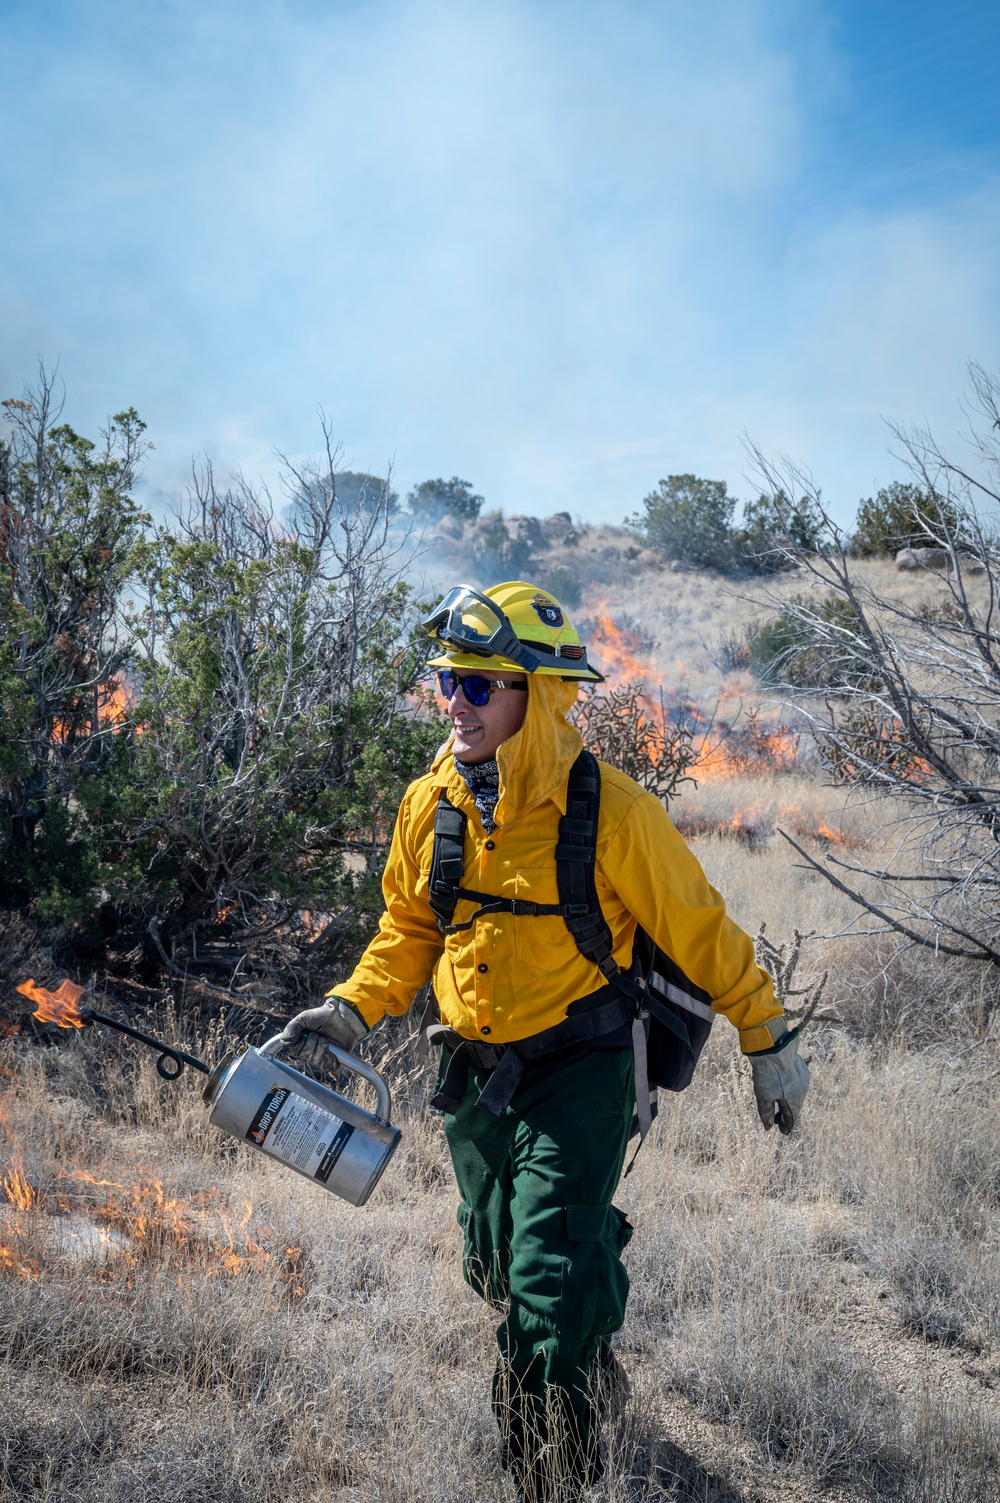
[704,708,803,776]
[119,439,444,977]
[819,703,927,785]
[0,378,149,925]
[571,684,699,803]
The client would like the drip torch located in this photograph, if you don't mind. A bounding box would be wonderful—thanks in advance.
[16,978,401,1208]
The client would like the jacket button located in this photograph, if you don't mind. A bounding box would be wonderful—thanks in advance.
[485,840,495,850]
[477,963,489,974]
[480,1026,491,1035]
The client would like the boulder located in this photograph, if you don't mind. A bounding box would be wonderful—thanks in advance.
[540,511,575,543]
[506,514,545,550]
[895,547,952,571]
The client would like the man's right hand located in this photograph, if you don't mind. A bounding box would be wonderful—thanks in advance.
[278,997,368,1055]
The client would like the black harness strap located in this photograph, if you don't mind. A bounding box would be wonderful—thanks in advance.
[428,788,590,935]
[556,751,647,1003]
[428,990,634,1116]
[428,794,467,930]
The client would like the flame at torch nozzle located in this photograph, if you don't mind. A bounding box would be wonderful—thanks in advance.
[16,977,89,1028]
[15,977,209,1078]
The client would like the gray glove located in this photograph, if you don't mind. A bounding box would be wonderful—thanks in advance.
[749,1031,809,1134]
[279,997,368,1057]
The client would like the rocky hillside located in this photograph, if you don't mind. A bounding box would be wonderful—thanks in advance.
[415,509,665,604]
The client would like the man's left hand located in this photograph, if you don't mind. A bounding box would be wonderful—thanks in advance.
[749,1032,809,1134]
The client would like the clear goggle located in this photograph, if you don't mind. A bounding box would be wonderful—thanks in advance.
[421,585,597,677]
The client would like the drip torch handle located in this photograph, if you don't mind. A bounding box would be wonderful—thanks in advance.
[259,1033,393,1124]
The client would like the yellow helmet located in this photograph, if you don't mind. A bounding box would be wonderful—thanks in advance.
[423,581,604,681]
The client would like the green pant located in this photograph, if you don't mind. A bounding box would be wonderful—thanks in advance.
[441,1043,634,1495]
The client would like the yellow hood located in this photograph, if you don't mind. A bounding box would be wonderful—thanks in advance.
[430,675,582,828]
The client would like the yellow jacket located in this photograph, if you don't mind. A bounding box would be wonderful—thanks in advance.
[332,676,784,1053]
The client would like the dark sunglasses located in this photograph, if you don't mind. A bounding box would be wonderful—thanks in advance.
[437,671,528,707]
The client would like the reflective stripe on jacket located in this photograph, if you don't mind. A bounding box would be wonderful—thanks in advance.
[332,675,783,1053]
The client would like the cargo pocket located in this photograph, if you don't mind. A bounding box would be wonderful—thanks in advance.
[566,1203,633,1248]
[513,868,569,970]
[612,1204,634,1253]
[558,1203,632,1353]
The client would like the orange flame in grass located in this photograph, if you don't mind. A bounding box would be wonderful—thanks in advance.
[0,1151,310,1294]
[2,1161,36,1212]
[0,1244,38,1280]
[581,599,809,784]
[673,800,856,849]
[16,977,87,1028]
[691,722,803,782]
[1,1147,40,1279]
[52,1172,308,1293]
[0,1024,307,1293]
[585,601,656,686]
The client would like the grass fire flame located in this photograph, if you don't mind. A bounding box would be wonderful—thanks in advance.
[579,600,808,784]
[1,1158,308,1295]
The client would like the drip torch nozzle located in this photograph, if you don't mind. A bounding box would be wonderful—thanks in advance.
[82,1009,211,1079]
[19,977,210,1080]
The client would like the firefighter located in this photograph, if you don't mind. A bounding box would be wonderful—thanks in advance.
[281,581,808,1500]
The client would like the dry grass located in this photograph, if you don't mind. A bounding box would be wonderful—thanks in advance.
[2,561,999,1501]
[604,554,986,690]
[1,1004,998,1502]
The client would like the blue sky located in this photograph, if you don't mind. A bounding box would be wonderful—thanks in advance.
[2,0,999,525]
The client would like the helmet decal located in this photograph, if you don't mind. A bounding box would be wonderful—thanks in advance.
[531,593,564,629]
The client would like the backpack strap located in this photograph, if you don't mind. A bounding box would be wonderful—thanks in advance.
[556,750,642,998]
[428,793,467,930]
[556,749,693,1139]
[428,788,590,935]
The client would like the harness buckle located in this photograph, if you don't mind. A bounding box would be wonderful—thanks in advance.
[510,899,538,916]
